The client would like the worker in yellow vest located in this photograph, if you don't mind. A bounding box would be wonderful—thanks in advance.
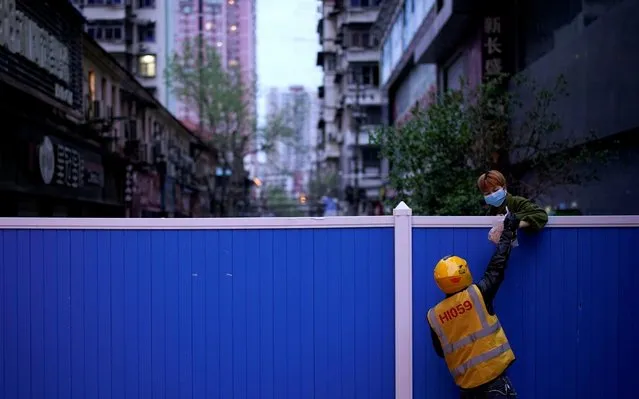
[427,211,519,398]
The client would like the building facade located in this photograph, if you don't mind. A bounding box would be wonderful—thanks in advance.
[316,0,387,215]
[0,0,215,217]
[72,0,172,108]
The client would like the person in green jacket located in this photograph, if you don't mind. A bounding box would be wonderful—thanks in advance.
[477,170,548,232]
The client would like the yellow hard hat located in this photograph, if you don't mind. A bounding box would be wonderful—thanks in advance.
[434,255,473,294]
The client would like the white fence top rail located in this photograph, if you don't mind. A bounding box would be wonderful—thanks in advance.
[412,215,639,227]
[0,215,638,229]
[0,216,396,230]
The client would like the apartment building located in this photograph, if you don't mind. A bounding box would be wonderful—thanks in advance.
[316,0,387,215]
[72,0,171,108]
[0,0,215,216]
[375,0,639,215]
[174,0,257,128]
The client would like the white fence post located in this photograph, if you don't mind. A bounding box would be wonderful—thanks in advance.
[394,201,413,399]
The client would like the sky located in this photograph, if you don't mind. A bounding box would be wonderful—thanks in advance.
[255,0,322,125]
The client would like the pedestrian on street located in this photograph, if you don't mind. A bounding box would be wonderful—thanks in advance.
[427,211,520,398]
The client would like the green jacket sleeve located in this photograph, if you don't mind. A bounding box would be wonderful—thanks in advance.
[508,195,548,231]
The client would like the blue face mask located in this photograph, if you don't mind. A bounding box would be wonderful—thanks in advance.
[484,188,507,207]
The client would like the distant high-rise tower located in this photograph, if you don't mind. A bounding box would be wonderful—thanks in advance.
[263,86,317,196]
[174,0,256,131]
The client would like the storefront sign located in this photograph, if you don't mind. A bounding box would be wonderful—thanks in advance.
[0,0,82,109]
[482,16,504,77]
[37,135,104,189]
[138,172,162,211]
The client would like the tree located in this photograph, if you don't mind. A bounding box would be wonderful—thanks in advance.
[165,38,293,216]
[371,74,609,215]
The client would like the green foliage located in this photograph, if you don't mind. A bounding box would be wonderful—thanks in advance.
[263,186,305,217]
[372,74,607,215]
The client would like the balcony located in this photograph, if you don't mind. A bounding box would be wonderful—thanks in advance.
[96,40,127,54]
[342,86,382,106]
[343,7,379,25]
[137,41,157,56]
[325,141,341,159]
[323,39,338,53]
[82,4,126,21]
[344,125,377,147]
[135,8,157,24]
[345,47,379,63]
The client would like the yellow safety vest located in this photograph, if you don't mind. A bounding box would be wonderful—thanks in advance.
[427,284,515,389]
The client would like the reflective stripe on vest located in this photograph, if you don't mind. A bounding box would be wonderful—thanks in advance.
[452,342,512,377]
[429,285,507,367]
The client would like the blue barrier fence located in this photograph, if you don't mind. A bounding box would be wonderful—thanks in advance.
[412,226,639,399]
[1,213,638,399]
[0,227,395,399]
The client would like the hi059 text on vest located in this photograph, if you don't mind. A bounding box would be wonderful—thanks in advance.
[439,301,474,324]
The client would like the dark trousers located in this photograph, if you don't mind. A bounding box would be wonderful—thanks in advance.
[459,375,517,398]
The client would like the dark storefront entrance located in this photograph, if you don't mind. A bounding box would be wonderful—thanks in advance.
[0,111,125,216]
[0,0,125,216]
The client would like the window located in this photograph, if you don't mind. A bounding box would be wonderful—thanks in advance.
[138,55,156,77]
[138,0,155,7]
[88,70,96,101]
[363,106,382,125]
[349,0,380,7]
[87,23,123,41]
[349,64,379,86]
[362,147,381,169]
[86,0,123,4]
[349,30,372,48]
[138,23,156,42]
[326,54,336,71]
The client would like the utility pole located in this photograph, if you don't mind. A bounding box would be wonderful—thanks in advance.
[197,0,204,134]
[352,73,362,216]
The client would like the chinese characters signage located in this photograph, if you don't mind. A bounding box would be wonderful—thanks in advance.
[482,16,507,78]
[0,0,83,110]
[37,136,104,190]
